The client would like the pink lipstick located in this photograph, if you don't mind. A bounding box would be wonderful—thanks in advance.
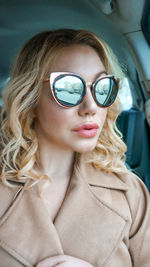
[73,123,99,137]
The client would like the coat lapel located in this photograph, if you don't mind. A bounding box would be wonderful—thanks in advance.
[0,181,64,266]
[0,156,130,266]
[54,159,130,266]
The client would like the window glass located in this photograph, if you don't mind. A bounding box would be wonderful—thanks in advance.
[141,0,150,46]
[118,77,133,111]
[0,78,10,106]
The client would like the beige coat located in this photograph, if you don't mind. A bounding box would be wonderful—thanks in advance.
[0,158,150,267]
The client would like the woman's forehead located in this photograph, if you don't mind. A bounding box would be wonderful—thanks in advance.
[47,44,106,79]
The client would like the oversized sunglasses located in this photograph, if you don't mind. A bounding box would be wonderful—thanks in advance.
[44,72,119,108]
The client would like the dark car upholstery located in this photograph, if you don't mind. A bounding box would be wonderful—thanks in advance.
[117,108,150,191]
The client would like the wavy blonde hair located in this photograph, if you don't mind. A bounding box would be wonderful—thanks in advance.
[0,29,128,187]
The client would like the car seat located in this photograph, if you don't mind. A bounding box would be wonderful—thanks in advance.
[117,108,150,191]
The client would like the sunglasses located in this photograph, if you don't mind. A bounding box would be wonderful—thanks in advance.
[44,72,119,108]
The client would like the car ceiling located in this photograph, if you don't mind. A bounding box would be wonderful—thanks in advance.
[0,0,146,99]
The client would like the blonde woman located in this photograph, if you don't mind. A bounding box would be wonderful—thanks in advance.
[0,29,150,267]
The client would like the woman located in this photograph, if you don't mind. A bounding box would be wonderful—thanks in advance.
[0,29,150,267]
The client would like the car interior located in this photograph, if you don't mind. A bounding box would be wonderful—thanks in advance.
[0,0,150,190]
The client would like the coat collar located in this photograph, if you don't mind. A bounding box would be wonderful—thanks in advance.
[77,155,128,191]
[0,155,130,266]
[6,153,128,191]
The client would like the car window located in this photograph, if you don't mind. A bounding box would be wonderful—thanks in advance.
[0,78,9,106]
[141,0,150,46]
[118,77,133,111]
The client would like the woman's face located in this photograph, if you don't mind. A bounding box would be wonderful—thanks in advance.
[34,45,108,153]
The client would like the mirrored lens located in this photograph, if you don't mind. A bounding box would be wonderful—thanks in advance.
[94,77,118,107]
[53,75,84,106]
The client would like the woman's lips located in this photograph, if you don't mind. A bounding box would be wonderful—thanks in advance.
[73,123,99,137]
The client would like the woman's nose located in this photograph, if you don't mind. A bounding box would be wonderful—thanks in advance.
[78,87,97,116]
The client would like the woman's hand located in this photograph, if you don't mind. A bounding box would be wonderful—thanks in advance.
[36,254,94,267]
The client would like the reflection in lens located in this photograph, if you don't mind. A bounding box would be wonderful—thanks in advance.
[95,77,117,106]
[54,75,84,106]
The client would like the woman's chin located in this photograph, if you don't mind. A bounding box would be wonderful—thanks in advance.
[73,142,97,153]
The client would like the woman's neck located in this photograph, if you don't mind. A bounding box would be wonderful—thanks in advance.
[34,139,76,182]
